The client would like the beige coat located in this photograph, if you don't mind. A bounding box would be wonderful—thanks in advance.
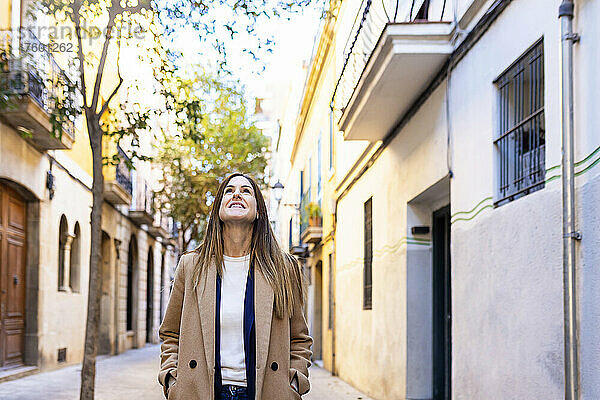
[158,253,313,400]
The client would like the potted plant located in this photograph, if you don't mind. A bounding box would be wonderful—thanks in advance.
[306,202,322,227]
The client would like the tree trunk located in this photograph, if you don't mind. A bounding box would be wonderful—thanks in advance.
[80,117,104,400]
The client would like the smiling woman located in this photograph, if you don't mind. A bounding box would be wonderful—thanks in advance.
[159,172,313,400]
[219,176,258,226]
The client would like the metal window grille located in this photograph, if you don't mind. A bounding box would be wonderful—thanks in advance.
[494,40,545,206]
[363,198,373,310]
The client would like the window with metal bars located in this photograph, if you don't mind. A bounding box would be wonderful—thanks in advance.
[494,39,545,206]
[363,198,372,310]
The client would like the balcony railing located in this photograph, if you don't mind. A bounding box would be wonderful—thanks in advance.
[104,144,133,205]
[299,190,322,245]
[116,146,133,196]
[331,0,450,117]
[129,179,154,226]
[0,28,77,149]
[149,211,174,240]
[299,189,311,239]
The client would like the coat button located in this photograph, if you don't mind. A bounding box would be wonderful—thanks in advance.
[270,362,278,371]
[189,359,197,369]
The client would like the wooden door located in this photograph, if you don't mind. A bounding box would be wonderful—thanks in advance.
[0,184,27,368]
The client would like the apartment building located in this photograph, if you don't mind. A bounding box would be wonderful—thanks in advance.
[279,0,600,398]
[0,0,177,375]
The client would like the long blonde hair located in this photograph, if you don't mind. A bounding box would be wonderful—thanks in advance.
[193,172,305,318]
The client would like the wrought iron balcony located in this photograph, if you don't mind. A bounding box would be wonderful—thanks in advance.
[104,145,133,205]
[331,0,453,141]
[299,191,322,244]
[129,179,154,226]
[301,224,323,245]
[299,191,310,239]
[0,29,77,150]
[148,212,172,240]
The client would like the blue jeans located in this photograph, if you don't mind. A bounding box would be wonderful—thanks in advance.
[216,385,249,400]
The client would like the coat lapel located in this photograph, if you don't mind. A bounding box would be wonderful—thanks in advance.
[254,266,274,396]
[196,260,216,372]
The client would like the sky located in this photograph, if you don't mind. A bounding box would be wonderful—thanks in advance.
[165,1,326,103]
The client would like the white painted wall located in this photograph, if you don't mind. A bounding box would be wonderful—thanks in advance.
[335,82,449,400]
[569,1,600,398]
[447,0,594,398]
[331,0,600,398]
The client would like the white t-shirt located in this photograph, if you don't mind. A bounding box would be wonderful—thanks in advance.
[220,254,250,387]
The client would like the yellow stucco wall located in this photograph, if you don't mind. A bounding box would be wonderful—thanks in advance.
[295,0,447,396]
[0,0,10,29]
[65,122,93,177]
[61,46,123,179]
[287,1,340,373]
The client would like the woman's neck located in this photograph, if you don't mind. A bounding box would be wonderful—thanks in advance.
[222,223,253,257]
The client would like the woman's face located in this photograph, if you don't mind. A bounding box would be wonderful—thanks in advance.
[218,176,258,225]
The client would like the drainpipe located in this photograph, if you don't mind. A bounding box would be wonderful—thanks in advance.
[559,1,580,399]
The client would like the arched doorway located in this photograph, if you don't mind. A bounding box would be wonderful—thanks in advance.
[146,247,154,343]
[99,232,112,355]
[0,184,27,367]
[127,236,138,346]
[313,260,323,360]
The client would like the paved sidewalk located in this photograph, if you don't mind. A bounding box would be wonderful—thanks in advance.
[0,345,164,400]
[304,365,373,400]
[0,344,372,400]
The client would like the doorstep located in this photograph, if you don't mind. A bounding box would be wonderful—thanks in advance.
[0,365,39,383]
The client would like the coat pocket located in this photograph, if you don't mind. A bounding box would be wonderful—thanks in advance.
[289,387,302,400]
[167,381,178,400]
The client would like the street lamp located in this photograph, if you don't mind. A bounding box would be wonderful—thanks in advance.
[272,181,284,203]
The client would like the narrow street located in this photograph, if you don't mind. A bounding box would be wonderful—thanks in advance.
[0,345,371,400]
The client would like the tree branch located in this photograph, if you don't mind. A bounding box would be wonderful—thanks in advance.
[98,77,123,118]
[99,30,124,118]
[90,8,116,114]
[72,0,88,112]
[110,0,151,16]
[122,2,150,14]
[90,0,150,115]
